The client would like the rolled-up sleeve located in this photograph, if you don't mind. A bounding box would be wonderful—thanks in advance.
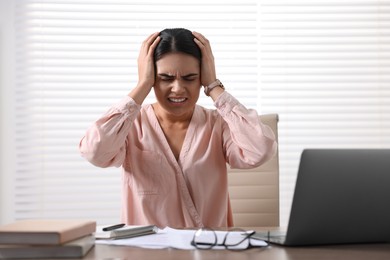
[79,96,141,168]
[214,91,277,168]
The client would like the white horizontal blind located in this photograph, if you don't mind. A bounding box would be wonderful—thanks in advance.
[259,0,390,225]
[15,0,390,228]
[13,0,260,225]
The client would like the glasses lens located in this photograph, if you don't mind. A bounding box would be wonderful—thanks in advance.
[224,230,251,250]
[192,229,217,249]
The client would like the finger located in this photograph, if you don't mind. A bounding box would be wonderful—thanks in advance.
[194,37,214,60]
[192,31,205,40]
[148,35,161,55]
[139,33,160,58]
[192,31,209,45]
[143,32,160,47]
[193,37,204,49]
[146,31,160,41]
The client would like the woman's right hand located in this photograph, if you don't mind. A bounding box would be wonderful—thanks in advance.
[137,32,161,88]
[129,32,161,104]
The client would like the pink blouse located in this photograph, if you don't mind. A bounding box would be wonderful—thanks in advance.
[79,91,277,228]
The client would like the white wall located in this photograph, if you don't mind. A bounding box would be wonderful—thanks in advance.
[0,0,15,225]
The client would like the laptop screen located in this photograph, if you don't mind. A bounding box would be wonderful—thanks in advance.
[284,149,390,246]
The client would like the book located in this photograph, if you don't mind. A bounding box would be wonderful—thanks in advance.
[0,235,94,259]
[95,224,158,239]
[0,219,96,245]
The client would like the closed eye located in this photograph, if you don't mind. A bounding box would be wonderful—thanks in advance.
[182,74,199,81]
[158,74,175,81]
[161,77,174,81]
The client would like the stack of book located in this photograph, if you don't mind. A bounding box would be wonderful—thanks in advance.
[0,219,96,259]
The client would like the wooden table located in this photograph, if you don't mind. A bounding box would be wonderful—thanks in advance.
[81,242,390,260]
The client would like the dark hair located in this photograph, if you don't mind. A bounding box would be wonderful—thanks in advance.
[154,28,201,63]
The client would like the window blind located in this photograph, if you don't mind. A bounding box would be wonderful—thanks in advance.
[13,0,260,225]
[259,0,390,225]
[13,0,390,227]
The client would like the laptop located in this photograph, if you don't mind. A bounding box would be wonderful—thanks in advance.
[253,149,390,246]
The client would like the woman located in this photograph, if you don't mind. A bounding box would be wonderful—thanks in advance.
[79,28,277,228]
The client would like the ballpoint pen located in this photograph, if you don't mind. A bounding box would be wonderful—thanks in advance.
[102,223,126,231]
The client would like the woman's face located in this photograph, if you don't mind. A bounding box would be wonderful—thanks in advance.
[154,52,201,119]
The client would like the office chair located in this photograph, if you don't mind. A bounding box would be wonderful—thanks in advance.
[228,114,280,227]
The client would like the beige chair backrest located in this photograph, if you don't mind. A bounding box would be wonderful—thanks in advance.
[228,114,280,227]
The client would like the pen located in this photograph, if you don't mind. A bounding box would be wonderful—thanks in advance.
[103,223,126,231]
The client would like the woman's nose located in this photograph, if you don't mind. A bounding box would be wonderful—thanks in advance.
[171,80,185,93]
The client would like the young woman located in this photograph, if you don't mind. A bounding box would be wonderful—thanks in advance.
[79,28,277,228]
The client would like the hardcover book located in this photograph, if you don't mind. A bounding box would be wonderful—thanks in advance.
[0,219,96,245]
[0,235,94,259]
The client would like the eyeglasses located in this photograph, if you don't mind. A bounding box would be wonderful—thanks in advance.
[191,228,268,250]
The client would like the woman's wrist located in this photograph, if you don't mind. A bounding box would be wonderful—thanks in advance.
[208,86,225,101]
[204,79,224,96]
[128,82,152,105]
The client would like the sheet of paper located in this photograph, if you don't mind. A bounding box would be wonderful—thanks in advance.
[96,227,268,250]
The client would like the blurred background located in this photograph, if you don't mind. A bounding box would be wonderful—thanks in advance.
[1,0,390,226]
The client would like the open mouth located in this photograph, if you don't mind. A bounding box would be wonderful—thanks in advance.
[168,97,187,103]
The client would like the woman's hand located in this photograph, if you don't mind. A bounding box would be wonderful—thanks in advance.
[192,31,217,87]
[129,32,161,104]
[193,31,224,99]
[137,32,161,89]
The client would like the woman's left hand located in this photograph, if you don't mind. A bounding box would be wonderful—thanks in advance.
[192,31,217,87]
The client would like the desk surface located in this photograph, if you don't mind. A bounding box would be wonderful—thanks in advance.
[82,243,390,260]
[54,226,390,260]
[86,225,390,260]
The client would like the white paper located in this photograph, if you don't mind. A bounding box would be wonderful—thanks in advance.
[96,227,268,250]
